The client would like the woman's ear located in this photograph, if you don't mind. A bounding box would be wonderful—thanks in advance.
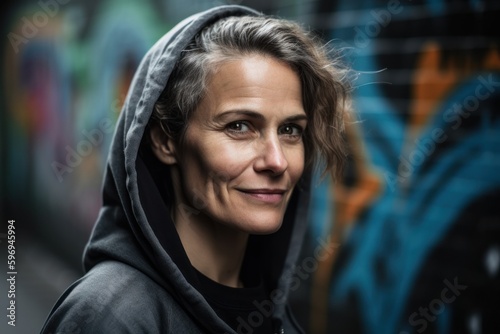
[149,125,178,165]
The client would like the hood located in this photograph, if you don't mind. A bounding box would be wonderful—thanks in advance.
[83,5,311,333]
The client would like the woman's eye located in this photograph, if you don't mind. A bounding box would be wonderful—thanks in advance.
[226,121,250,133]
[279,124,303,137]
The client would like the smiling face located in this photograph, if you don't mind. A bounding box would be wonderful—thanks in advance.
[153,54,307,234]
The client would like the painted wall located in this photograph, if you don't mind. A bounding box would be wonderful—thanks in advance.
[1,0,499,333]
[292,1,500,333]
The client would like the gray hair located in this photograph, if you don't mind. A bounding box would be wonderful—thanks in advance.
[150,15,351,178]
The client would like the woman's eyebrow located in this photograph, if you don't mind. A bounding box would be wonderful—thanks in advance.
[213,110,264,122]
[213,110,308,122]
[284,114,308,123]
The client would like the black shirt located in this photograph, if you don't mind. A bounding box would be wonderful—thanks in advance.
[195,268,276,334]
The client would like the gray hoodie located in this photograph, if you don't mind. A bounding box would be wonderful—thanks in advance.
[41,5,310,334]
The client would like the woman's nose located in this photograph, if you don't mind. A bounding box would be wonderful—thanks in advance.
[253,134,288,176]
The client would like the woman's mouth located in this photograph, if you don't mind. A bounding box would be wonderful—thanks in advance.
[236,188,287,204]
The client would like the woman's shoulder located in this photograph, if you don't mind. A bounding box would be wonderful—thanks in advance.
[75,261,170,306]
[40,261,196,333]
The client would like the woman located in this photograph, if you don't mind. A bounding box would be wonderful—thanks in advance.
[41,5,349,334]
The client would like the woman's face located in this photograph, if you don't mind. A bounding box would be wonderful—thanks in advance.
[174,54,307,234]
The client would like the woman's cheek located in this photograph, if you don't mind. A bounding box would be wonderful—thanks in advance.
[287,146,305,180]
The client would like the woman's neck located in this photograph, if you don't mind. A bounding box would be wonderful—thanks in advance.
[173,209,249,288]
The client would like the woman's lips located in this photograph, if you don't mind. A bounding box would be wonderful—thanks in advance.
[237,189,286,204]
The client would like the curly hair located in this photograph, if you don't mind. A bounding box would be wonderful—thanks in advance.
[150,15,351,179]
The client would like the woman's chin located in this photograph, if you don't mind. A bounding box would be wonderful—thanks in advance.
[241,217,284,235]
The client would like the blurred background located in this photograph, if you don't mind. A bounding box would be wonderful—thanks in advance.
[1,0,499,333]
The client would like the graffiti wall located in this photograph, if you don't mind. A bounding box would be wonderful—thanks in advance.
[1,0,499,333]
[2,0,180,260]
[292,1,500,333]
